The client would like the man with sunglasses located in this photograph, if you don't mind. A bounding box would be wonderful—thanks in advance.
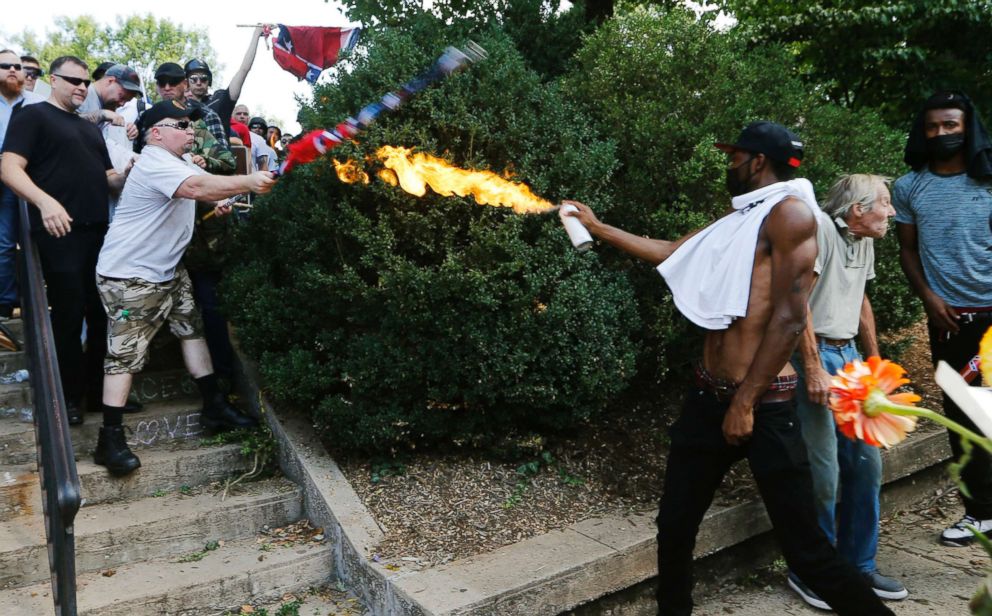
[20,55,50,97]
[186,25,267,133]
[93,99,275,475]
[0,50,44,327]
[2,55,129,426]
[154,63,230,155]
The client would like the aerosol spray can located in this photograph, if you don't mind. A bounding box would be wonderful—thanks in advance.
[558,204,594,252]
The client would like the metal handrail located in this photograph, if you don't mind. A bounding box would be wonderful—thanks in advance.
[16,197,80,615]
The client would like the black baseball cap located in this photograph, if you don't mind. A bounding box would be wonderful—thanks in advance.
[154,62,186,80]
[139,99,202,129]
[105,64,142,93]
[715,121,804,169]
[135,99,202,153]
[248,116,267,131]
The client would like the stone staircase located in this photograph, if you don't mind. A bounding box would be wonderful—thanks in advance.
[0,321,335,615]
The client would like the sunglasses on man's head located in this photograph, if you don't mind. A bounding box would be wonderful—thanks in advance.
[156,120,193,131]
[188,75,209,84]
[0,63,22,72]
[54,74,91,87]
[23,68,43,78]
[156,77,184,87]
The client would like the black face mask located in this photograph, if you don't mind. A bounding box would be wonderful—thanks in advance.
[925,133,966,161]
[725,156,756,197]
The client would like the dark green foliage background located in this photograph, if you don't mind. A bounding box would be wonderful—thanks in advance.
[226,5,926,453]
[226,23,638,452]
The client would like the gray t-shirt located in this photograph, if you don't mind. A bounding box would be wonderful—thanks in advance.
[892,169,992,307]
[809,209,875,339]
[97,145,205,282]
[76,87,102,116]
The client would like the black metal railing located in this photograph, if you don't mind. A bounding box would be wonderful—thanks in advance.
[16,197,80,615]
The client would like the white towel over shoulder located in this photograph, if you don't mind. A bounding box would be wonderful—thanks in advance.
[657,178,818,330]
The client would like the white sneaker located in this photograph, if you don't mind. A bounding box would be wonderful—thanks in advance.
[940,515,992,546]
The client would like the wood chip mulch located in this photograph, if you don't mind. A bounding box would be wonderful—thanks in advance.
[336,318,952,570]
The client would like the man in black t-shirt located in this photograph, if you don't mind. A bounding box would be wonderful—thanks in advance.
[186,25,266,132]
[1,56,128,432]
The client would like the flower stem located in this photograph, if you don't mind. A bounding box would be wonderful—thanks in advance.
[877,397,992,455]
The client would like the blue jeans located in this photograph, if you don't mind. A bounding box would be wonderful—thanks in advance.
[793,340,882,573]
[0,186,20,309]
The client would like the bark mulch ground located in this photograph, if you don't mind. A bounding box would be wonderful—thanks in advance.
[336,318,947,570]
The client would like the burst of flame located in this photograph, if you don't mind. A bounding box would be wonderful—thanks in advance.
[335,146,554,214]
[333,159,370,184]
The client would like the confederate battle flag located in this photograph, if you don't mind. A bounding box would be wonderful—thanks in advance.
[272,25,360,83]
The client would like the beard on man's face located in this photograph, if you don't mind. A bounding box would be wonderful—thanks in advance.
[0,72,24,98]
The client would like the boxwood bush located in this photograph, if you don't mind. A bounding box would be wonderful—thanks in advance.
[224,21,639,453]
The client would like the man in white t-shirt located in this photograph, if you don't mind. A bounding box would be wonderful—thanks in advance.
[92,99,275,476]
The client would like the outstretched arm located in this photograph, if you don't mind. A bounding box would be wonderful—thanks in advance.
[227,26,266,103]
[723,197,817,445]
[562,199,700,266]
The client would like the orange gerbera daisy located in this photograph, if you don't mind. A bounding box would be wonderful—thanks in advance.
[829,356,920,448]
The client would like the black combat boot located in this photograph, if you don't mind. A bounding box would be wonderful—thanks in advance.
[93,425,141,477]
[201,393,258,432]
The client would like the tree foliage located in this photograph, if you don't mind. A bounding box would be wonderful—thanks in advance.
[10,14,217,94]
[339,0,591,78]
[715,0,992,127]
[226,21,639,453]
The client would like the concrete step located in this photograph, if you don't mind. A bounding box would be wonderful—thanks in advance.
[0,477,302,589]
[0,382,30,409]
[131,369,197,405]
[1,443,251,518]
[0,398,211,466]
[0,350,27,375]
[0,535,334,615]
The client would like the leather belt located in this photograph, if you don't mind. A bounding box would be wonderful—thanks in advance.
[952,307,992,324]
[694,365,797,404]
[816,336,852,347]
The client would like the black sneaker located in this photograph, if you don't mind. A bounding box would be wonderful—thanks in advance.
[66,402,84,426]
[201,394,258,432]
[93,425,141,477]
[862,570,908,600]
[941,515,992,547]
[787,573,832,611]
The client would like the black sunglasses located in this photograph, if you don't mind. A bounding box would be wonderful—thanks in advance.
[156,77,184,87]
[53,74,91,87]
[156,120,193,131]
[0,63,22,71]
[23,67,43,78]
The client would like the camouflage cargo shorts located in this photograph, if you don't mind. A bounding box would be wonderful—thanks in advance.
[97,267,204,374]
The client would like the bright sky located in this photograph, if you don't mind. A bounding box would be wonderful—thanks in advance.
[0,0,358,135]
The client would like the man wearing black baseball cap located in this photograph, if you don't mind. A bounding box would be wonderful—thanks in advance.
[562,121,894,615]
[154,62,231,153]
[92,98,275,476]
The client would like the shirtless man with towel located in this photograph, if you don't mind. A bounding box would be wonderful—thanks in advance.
[564,121,893,616]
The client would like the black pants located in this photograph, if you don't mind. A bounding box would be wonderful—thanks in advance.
[929,316,992,519]
[35,228,107,409]
[187,268,234,382]
[655,388,893,616]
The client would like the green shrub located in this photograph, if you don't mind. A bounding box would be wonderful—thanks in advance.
[226,23,639,453]
[563,5,920,386]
